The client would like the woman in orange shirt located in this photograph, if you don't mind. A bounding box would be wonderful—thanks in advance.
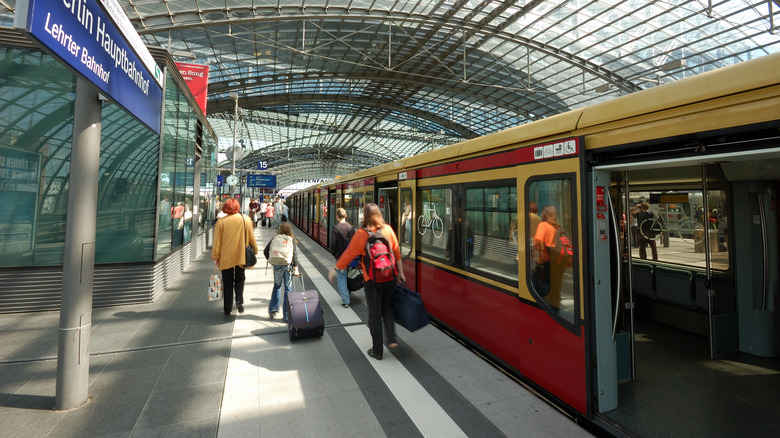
[533,204,565,308]
[329,203,406,360]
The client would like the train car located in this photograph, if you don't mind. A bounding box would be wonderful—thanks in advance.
[289,52,780,436]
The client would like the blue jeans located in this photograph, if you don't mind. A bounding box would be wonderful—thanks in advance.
[269,265,292,320]
[336,268,350,305]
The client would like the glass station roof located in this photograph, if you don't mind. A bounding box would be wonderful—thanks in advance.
[2,1,779,189]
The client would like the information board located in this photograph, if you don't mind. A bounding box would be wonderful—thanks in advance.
[247,174,276,188]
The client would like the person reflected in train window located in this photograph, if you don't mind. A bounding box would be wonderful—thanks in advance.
[533,205,566,308]
[630,203,640,248]
[633,203,658,261]
[528,202,541,236]
[402,200,413,243]
[449,211,474,266]
[509,220,518,249]
[330,208,355,308]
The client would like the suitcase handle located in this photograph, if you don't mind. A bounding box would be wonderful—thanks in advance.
[293,271,305,291]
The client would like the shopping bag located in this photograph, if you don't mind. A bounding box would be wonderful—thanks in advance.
[208,265,223,301]
[393,282,429,332]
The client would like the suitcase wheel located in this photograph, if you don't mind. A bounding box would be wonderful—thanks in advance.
[289,329,296,342]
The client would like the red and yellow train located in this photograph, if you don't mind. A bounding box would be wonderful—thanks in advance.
[287,52,780,433]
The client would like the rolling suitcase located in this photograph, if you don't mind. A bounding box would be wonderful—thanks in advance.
[287,275,324,341]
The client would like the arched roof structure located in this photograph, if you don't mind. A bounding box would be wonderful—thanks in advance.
[3,1,779,189]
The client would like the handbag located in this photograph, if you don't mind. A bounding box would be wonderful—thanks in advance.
[393,281,430,332]
[346,267,364,292]
[242,214,257,268]
[208,265,223,301]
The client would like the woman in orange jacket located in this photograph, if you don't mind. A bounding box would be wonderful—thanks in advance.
[329,203,406,360]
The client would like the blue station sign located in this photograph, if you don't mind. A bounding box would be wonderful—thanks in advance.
[16,0,163,134]
[247,174,276,188]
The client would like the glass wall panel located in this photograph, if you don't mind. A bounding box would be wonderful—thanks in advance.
[199,130,217,232]
[158,74,180,258]
[94,101,158,263]
[180,103,195,244]
[0,47,75,267]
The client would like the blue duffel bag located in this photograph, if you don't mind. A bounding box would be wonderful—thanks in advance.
[394,282,430,332]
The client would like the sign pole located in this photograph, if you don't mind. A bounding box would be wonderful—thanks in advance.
[56,77,101,410]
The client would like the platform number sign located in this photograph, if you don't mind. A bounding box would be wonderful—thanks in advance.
[258,161,268,170]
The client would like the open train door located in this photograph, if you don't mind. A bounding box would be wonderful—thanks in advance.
[588,169,619,413]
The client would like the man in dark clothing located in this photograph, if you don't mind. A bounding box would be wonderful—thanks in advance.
[330,208,355,307]
[633,203,658,260]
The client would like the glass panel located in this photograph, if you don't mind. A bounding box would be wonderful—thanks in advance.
[320,192,327,225]
[528,179,576,326]
[181,107,195,244]
[353,194,364,228]
[95,101,158,263]
[465,185,518,281]
[628,190,729,270]
[400,188,413,255]
[418,188,451,260]
[0,48,75,267]
[343,192,353,226]
[157,72,180,258]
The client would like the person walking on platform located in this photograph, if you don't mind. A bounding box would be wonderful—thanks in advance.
[264,202,275,228]
[211,198,258,316]
[258,199,268,227]
[330,208,355,308]
[329,203,406,360]
[272,197,285,228]
[263,222,300,321]
[249,198,259,227]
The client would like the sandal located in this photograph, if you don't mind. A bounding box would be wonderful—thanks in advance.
[367,348,382,360]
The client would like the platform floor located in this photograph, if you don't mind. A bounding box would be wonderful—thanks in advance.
[0,224,594,437]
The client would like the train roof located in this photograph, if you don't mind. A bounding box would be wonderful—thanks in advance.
[293,52,780,193]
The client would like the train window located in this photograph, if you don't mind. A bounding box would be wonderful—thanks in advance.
[627,190,729,270]
[527,178,577,326]
[343,193,353,225]
[320,194,327,225]
[465,184,518,281]
[417,188,452,260]
[400,189,413,255]
[352,194,364,230]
